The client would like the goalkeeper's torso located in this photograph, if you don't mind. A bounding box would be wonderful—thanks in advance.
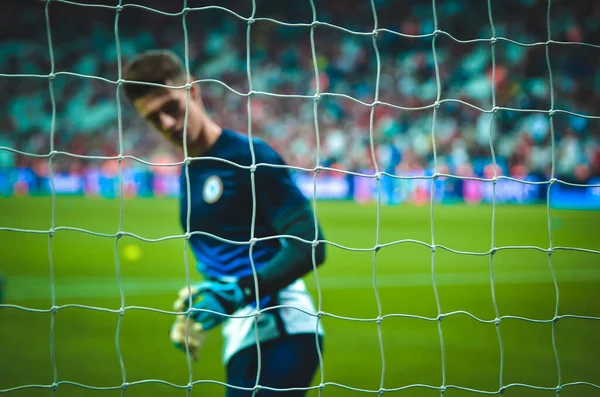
[178,128,299,282]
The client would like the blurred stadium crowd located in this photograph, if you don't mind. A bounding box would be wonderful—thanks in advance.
[1,0,599,190]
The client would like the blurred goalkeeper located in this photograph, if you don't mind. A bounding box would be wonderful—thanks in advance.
[123,50,326,396]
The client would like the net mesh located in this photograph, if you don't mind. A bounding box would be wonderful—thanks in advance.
[1,0,600,395]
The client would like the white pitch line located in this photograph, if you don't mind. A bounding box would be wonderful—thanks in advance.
[3,267,600,302]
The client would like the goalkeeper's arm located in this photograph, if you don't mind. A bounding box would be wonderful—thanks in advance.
[178,201,325,333]
[236,202,326,303]
[232,141,327,303]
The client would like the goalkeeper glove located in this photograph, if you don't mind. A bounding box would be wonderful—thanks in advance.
[169,315,206,361]
[176,280,248,331]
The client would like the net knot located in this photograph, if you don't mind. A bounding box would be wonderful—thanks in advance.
[436,313,444,322]
[499,386,506,394]
[121,382,129,390]
[115,4,123,12]
[490,36,497,45]
[553,315,560,324]
[184,232,191,240]
[51,382,58,391]
[247,18,255,25]
[313,93,321,102]
[374,244,382,252]
[249,237,258,246]
[182,7,191,16]
[48,72,56,81]
[490,247,498,255]
[116,231,124,239]
[314,165,323,174]
[249,164,257,173]
[548,109,556,117]
[371,29,378,38]
[51,305,59,314]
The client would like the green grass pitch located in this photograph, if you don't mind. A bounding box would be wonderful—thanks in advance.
[1,196,599,397]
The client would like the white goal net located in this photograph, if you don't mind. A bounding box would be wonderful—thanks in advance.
[1,0,599,396]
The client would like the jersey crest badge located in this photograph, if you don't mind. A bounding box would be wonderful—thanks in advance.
[202,175,223,204]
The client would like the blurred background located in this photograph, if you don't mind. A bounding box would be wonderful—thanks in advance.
[1,0,600,396]
[1,0,599,207]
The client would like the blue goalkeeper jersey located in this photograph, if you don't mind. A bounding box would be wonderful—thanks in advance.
[179,129,308,283]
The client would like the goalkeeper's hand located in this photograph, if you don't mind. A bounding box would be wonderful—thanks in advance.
[175,280,247,331]
[169,315,206,361]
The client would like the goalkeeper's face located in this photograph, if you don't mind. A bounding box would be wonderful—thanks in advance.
[134,83,203,149]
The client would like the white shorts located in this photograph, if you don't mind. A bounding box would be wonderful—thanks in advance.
[221,279,324,365]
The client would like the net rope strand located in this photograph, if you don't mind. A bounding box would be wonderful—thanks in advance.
[179,0,198,393]
[366,0,386,395]
[307,0,326,395]
[543,0,563,394]
[112,1,128,395]
[1,0,599,395]
[1,225,599,255]
[1,73,599,119]
[3,144,600,188]
[2,301,600,323]
[3,379,600,395]
[243,0,264,395]
[485,0,506,393]
[43,0,59,395]
[429,0,447,394]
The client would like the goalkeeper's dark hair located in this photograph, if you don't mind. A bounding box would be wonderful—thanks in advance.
[122,49,188,102]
